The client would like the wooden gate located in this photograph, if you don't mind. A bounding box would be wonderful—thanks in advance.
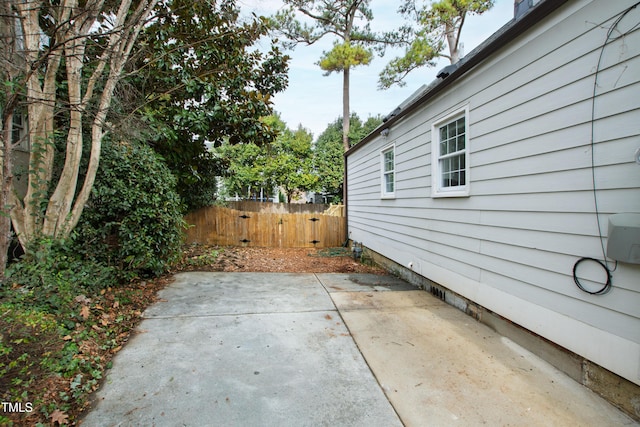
[184,203,346,248]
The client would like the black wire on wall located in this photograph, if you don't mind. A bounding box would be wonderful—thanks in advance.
[572,1,640,295]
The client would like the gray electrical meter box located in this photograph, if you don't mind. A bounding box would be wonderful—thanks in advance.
[607,213,640,264]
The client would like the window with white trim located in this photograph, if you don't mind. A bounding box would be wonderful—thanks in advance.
[431,107,470,197]
[381,144,395,198]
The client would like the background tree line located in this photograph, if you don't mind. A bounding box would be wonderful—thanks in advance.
[219,113,382,204]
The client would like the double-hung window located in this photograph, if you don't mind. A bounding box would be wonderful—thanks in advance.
[432,107,470,197]
[381,144,395,198]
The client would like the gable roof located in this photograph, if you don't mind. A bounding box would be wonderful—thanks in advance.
[346,0,570,156]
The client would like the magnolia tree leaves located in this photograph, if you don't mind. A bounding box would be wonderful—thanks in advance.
[119,0,290,209]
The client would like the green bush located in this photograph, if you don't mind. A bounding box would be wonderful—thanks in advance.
[73,140,185,279]
[175,151,222,211]
[4,238,117,310]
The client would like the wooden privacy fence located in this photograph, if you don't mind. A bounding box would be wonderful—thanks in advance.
[185,203,346,248]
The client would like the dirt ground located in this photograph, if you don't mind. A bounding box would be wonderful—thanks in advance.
[178,245,387,274]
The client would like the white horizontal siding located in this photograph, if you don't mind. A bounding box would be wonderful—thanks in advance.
[346,0,640,384]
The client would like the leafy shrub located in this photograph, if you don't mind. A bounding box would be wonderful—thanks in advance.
[4,238,117,312]
[175,151,223,211]
[73,140,185,279]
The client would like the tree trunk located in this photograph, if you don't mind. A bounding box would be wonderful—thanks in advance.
[0,113,14,279]
[43,35,87,237]
[446,21,460,64]
[342,66,351,152]
[10,0,68,249]
[0,2,18,278]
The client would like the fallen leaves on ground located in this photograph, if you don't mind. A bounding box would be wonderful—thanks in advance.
[177,245,386,274]
[50,409,69,425]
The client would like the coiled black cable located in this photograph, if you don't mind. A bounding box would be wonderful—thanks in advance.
[572,257,612,295]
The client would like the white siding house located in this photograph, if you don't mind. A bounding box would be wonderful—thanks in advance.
[346,0,640,393]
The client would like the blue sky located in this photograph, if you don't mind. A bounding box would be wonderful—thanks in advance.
[239,0,515,139]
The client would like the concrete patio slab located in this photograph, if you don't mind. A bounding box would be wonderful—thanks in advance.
[330,288,638,427]
[143,272,334,318]
[82,272,638,427]
[82,273,402,427]
[315,273,416,293]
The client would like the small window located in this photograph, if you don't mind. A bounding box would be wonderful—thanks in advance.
[432,107,470,197]
[12,113,29,152]
[381,144,395,198]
